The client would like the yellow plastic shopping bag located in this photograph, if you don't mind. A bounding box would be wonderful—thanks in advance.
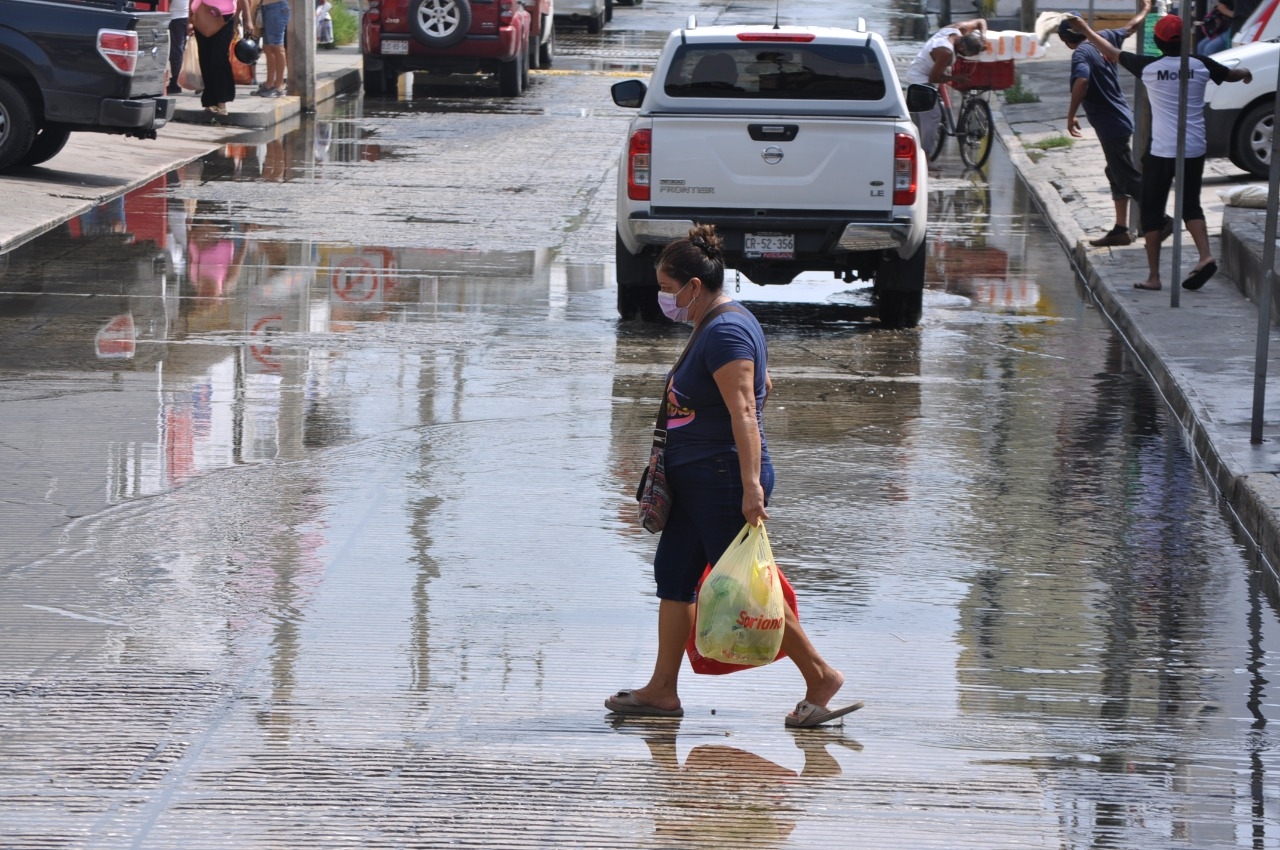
[694,522,786,668]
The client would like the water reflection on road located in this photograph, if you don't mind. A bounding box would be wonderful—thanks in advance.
[0,124,1278,848]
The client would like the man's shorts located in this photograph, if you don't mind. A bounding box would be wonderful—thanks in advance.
[261,0,291,46]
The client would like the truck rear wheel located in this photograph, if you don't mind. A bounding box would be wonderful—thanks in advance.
[17,126,71,168]
[874,242,926,329]
[498,52,524,97]
[363,56,391,97]
[0,78,36,173]
[539,19,554,67]
[616,233,664,322]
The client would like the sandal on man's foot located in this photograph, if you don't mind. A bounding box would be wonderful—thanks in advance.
[1181,261,1217,291]
[1133,281,1162,291]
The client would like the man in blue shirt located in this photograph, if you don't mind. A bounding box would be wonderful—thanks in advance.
[1059,1,1155,247]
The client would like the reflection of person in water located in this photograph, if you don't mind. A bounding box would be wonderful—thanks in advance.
[622,719,862,845]
[186,204,246,298]
[76,197,127,237]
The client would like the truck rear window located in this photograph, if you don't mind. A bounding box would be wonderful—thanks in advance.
[663,44,886,101]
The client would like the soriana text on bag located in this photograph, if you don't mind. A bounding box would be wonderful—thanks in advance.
[694,523,786,668]
[687,561,797,674]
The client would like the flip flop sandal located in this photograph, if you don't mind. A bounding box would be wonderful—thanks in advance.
[785,699,865,728]
[1181,261,1217,291]
[604,690,684,717]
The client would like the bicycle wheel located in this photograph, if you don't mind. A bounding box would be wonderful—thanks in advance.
[957,96,993,169]
[927,94,950,162]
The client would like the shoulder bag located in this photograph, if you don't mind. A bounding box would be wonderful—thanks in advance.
[193,2,229,37]
[636,302,744,533]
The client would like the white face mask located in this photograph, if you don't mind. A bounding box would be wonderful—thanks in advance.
[657,281,693,322]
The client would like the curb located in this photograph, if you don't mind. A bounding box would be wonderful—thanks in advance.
[990,96,1280,577]
[172,67,362,128]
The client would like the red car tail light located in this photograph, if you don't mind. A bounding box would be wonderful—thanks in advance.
[627,129,651,201]
[893,132,917,206]
[97,29,138,75]
[500,0,517,20]
[736,32,816,42]
[365,0,381,20]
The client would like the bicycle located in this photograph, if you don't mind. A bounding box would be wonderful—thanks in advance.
[928,57,1011,169]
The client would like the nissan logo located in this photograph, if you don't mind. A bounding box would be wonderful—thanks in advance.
[761,146,783,165]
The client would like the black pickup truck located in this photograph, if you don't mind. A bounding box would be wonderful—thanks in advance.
[0,0,175,172]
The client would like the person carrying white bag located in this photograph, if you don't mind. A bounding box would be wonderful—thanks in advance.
[605,224,863,729]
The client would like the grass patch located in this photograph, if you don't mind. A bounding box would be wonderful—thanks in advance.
[1026,134,1074,150]
[1002,74,1039,104]
[332,2,358,46]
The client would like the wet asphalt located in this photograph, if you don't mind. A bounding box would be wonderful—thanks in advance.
[3,2,1280,848]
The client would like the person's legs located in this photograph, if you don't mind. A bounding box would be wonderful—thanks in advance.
[780,605,846,707]
[1181,156,1214,269]
[627,599,694,712]
[913,100,942,162]
[168,18,188,93]
[261,2,291,93]
[1135,154,1174,289]
[620,454,773,712]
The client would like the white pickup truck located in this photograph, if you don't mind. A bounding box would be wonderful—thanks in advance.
[611,22,937,328]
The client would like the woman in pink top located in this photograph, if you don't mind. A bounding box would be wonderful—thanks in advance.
[191,0,243,115]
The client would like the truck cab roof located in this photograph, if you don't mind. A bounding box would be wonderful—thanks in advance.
[640,25,907,118]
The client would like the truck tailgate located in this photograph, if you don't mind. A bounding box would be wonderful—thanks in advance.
[649,116,897,212]
[129,14,170,98]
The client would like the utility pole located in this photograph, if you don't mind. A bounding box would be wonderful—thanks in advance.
[288,1,316,111]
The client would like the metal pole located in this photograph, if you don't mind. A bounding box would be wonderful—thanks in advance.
[1170,12,1191,308]
[1248,50,1280,443]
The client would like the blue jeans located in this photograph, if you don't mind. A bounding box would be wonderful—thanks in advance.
[261,0,291,46]
[653,452,775,602]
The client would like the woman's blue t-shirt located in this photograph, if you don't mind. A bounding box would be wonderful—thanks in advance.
[664,304,770,468]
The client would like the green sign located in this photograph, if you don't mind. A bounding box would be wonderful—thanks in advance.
[1141,13,1164,55]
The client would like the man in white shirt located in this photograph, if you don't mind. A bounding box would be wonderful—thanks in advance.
[904,18,988,159]
[1071,13,1252,291]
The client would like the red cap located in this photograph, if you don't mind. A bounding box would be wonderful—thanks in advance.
[1154,14,1183,41]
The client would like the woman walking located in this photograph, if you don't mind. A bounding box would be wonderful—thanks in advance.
[604,224,862,728]
[191,0,238,114]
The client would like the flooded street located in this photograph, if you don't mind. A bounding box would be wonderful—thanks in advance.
[3,1,1280,847]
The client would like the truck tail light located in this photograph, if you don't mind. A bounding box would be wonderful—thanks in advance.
[893,132,917,206]
[98,29,139,75]
[736,32,817,42]
[366,0,381,22]
[627,129,651,201]
[500,0,517,20]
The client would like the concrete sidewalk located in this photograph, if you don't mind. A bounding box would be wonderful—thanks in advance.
[169,43,363,129]
[996,40,1280,577]
[0,45,362,254]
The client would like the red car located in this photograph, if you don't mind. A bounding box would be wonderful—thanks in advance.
[361,0,532,97]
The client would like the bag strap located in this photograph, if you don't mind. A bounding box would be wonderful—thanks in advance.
[651,301,747,437]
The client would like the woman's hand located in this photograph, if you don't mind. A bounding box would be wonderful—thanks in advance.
[742,482,769,527]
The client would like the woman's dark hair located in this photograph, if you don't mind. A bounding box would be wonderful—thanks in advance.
[656,223,725,292]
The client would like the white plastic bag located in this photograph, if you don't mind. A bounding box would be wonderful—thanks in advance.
[178,35,203,92]
[1219,184,1270,208]
[693,523,786,668]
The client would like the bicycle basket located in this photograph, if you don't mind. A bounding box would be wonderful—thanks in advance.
[952,58,1015,92]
